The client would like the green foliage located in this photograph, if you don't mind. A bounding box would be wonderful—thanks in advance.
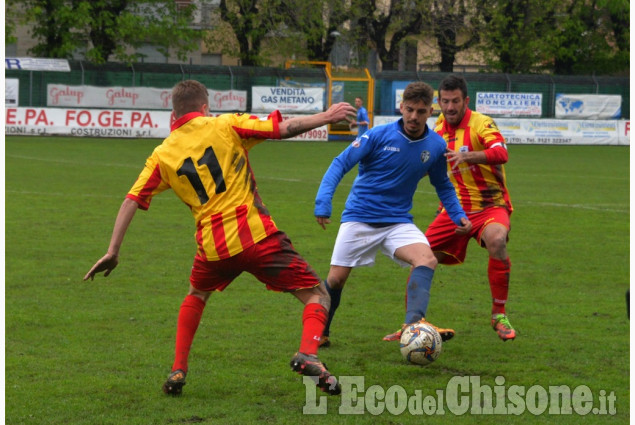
[12,0,201,63]
[549,0,630,74]
[5,136,630,424]
[476,0,559,73]
[277,0,351,62]
[351,0,429,70]
[427,0,481,72]
[475,0,629,75]
[213,0,288,66]
[8,0,629,74]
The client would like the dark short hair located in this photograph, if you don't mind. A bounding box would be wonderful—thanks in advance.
[439,75,468,99]
[172,80,209,118]
[402,82,434,105]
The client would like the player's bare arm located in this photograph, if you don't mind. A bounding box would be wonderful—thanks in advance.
[83,198,139,281]
[279,102,357,138]
[445,149,488,169]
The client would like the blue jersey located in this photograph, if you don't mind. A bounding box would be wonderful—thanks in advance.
[357,106,370,135]
[315,118,467,225]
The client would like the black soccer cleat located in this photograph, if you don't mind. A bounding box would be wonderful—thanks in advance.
[290,352,341,395]
[162,369,186,396]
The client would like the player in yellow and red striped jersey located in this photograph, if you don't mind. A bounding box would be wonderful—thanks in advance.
[84,79,357,396]
[383,74,516,342]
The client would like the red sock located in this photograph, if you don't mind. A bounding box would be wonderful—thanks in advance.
[299,303,328,355]
[488,257,511,316]
[172,295,206,373]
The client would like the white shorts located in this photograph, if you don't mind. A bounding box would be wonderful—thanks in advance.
[330,222,429,268]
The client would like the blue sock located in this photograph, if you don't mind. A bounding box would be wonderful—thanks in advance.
[405,266,434,324]
[323,279,342,336]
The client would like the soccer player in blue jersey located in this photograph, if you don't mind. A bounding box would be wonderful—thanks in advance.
[348,97,370,135]
[314,81,472,347]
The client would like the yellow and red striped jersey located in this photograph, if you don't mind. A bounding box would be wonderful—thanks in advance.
[127,111,282,261]
[435,109,512,213]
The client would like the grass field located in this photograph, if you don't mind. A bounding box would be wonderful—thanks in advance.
[5,136,630,424]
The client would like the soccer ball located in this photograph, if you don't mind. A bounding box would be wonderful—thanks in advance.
[399,322,443,365]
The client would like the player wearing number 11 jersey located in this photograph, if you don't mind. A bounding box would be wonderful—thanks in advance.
[128,111,282,261]
[84,80,357,397]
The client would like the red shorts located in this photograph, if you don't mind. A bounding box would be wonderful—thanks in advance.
[425,207,511,265]
[189,231,321,292]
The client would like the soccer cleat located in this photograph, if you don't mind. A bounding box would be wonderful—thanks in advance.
[290,352,341,395]
[319,336,331,348]
[383,318,455,342]
[491,314,516,341]
[162,369,186,396]
[382,328,402,342]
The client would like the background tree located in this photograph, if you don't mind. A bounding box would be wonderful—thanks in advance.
[214,0,287,66]
[277,0,350,62]
[428,0,481,72]
[476,0,558,73]
[7,0,89,59]
[8,0,200,63]
[351,0,428,71]
[549,0,629,74]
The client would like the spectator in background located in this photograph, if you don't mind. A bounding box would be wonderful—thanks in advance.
[348,97,370,135]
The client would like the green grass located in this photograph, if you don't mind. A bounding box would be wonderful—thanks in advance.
[5,137,630,424]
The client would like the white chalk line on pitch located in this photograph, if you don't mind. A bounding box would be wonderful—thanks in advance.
[6,153,142,169]
[5,188,628,214]
[6,155,628,213]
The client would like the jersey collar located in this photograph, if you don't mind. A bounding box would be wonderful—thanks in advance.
[397,117,428,141]
[171,112,205,132]
[443,108,472,133]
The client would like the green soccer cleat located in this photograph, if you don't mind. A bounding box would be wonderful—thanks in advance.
[491,314,516,341]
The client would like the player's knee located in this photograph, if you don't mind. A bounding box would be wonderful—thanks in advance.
[425,254,438,269]
[485,234,507,255]
[326,276,347,290]
[413,251,438,269]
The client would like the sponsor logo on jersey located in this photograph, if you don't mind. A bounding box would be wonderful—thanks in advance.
[352,134,369,148]
[459,146,469,153]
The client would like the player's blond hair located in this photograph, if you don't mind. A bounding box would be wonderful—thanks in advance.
[172,80,209,118]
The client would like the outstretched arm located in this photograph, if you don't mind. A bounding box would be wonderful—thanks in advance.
[445,144,508,169]
[83,197,140,281]
[279,102,357,139]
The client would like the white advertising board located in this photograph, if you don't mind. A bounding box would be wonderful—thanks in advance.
[372,116,629,146]
[555,94,622,119]
[476,92,542,116]
[47,84,247,111]
[251,86,324,113]
[6,78,19,107]
[5,107,328,141]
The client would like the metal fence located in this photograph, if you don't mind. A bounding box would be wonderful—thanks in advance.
[6,61,630,119]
